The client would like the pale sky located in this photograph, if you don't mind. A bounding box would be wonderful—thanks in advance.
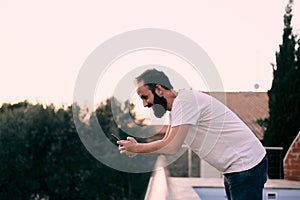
[1,0,300,107]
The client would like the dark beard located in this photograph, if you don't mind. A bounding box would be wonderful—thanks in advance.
[151,92,167,118]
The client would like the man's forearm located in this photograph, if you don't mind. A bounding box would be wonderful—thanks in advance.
[118,125,189,156]
[135,139,179,155]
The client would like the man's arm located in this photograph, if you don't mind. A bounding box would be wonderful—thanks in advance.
[118,124,190,155]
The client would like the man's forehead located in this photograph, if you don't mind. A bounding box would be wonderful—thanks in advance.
[136,80,145,88]
[136,84,150,95]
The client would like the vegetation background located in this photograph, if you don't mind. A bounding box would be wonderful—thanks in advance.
[0,98,152,200]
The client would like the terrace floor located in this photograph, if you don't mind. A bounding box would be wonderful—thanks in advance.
[167,177,300,200]
[144,156,300,200]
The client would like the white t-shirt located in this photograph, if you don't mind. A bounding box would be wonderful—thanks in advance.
[170,89,266,174]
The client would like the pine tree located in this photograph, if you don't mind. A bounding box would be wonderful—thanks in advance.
[264,0,300,156]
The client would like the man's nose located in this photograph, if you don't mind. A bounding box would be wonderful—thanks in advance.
[143,100,148,107]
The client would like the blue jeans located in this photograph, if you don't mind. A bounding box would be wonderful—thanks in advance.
[224,155,268,200]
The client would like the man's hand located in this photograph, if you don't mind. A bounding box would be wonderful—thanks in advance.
[117,137,138,158]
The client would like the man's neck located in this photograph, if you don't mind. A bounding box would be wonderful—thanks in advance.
[165,89,178,111]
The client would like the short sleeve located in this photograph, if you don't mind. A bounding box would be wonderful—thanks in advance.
[171,91,200,127]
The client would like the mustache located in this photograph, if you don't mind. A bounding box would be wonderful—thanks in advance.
[146,103,153,108]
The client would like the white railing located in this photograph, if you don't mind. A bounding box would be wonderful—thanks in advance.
[144,155,171,200]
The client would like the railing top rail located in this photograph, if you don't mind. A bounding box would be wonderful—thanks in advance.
[264,146,284,150]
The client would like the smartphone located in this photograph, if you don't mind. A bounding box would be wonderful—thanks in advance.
[111,133,121,142]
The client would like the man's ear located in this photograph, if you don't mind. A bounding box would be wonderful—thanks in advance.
[155,84,164,97]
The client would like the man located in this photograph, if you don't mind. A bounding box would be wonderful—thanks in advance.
[118,68,268,200]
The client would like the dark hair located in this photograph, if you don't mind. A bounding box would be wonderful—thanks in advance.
[135,68,173,92]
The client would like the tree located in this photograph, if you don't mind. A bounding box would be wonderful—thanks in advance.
[263,0,300,176]
[0,102,95,199]
[0,99,152,199]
